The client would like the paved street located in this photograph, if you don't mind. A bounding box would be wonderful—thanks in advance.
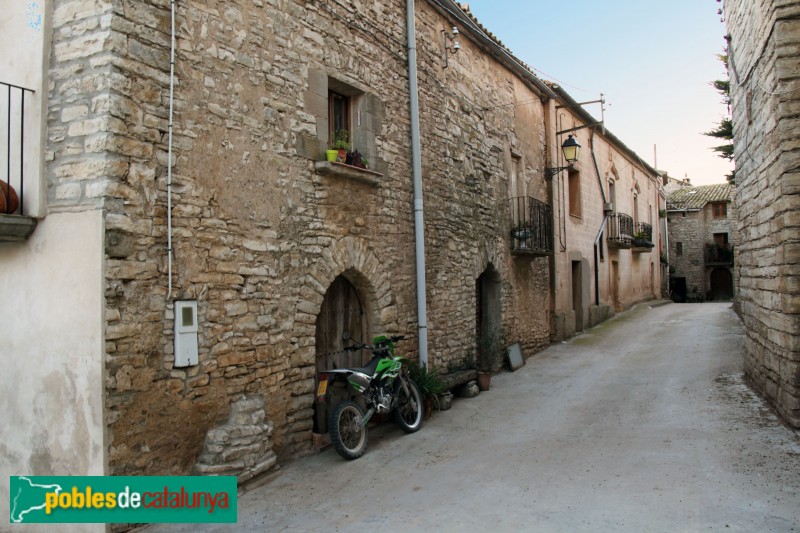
[149,302,800,532]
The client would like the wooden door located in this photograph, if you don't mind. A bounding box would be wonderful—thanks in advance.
[710,267,733,301]
[314,275,368,434]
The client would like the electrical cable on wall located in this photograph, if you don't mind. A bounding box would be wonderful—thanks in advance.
[167,0,176,299]
[321,0,407,62]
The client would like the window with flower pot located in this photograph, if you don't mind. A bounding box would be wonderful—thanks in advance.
[303,70,384,179]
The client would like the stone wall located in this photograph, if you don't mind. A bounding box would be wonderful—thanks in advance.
[195,395,277,483]
[725,0,800,427]
[668,210,706,296]
[82,0,556,477]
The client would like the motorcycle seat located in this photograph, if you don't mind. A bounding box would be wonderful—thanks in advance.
[350,356,381,377]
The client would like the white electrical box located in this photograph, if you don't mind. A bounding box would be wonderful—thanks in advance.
[174,300,198,367]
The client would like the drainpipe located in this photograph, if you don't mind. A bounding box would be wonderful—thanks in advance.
[590,128,608,306]
[593,218,608,306]
[406,0,429,366]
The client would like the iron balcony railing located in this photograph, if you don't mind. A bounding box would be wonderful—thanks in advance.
[632,222,654,250]
[2,81,35,216]
[705,243,734,265]
[509,196,553,255]
[607,212,634,248]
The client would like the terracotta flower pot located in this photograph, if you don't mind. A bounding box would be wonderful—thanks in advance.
[477,372,491,391]
[0,182,19,214]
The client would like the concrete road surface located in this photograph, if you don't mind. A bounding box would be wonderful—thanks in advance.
[147,302,800,532]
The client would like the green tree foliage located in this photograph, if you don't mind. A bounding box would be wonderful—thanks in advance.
[704,52,735,184]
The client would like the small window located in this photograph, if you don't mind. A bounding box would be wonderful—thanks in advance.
[568,169,581,218]
[676,242,683,256]
[509,152,521,198]
[712,202,727,218]
[329,90,350,141]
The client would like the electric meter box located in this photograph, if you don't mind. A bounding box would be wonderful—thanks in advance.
[174,300,198,367]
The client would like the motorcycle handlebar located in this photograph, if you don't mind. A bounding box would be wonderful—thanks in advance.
[344,335,406,352]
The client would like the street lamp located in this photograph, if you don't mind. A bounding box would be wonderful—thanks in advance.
[545,134,581,177]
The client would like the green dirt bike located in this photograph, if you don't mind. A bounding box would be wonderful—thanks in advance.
[316,334,424,460]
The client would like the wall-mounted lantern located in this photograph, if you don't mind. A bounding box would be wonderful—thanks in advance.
[546,135,581,177]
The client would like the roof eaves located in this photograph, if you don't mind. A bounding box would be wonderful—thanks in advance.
[423,0,556,101]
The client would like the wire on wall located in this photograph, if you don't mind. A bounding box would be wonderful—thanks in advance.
[321,0,408,63]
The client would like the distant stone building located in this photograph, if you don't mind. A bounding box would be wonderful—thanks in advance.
[724,0,800,428]
[666,184,737,302]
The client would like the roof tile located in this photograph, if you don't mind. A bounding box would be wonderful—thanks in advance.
[667,184,733,210]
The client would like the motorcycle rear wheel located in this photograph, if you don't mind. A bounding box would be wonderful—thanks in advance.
[393,377,424,433]
[330,400,368,460]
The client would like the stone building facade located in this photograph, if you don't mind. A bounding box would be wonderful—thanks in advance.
[666,184,737,302]
[1,0,665,497]
[724,0,800,428]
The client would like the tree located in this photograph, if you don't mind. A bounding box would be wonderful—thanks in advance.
[704,52,735,184]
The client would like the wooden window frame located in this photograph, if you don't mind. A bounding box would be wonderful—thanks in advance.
[329,90,350,144]
[568,169,581,218]
[712,202,727,218]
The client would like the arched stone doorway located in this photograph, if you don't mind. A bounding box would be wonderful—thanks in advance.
[710,267,733,301]
[314,273,370,434]
[476,264,502,369]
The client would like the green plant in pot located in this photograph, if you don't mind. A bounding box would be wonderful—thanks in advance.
[633,230,652,248]
[330,129,350,163]
[511,221,532,243]
[405,359,445,419]
[477,328,505,391]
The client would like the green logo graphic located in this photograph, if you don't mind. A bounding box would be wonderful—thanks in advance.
[9,476,237,524]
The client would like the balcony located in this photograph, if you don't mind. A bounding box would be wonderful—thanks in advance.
[1,81,37,242]
[705,243,734,266]
[632,222,655,253]
[607,212,633,249]
[509,196,553,256]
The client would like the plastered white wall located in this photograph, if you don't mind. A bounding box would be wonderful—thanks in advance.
[0,210,105,531]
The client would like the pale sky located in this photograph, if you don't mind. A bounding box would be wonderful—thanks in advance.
[463,0,734,186]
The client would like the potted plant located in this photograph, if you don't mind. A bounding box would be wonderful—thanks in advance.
[476,328,505,391]
[633,230,653,248]
[331,129,350,163]
[405,360,445,419]
[511,221,532,242]
[0,181,19,214]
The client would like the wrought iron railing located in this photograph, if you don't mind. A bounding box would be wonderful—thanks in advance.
[632,222,654,249]
[2,81,35,216]
[607,212,633,248]
[509,196,553,255]
[705,243,734,265]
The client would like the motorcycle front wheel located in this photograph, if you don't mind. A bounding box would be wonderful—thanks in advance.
[393,377,424,433]
[330,400,368,460]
